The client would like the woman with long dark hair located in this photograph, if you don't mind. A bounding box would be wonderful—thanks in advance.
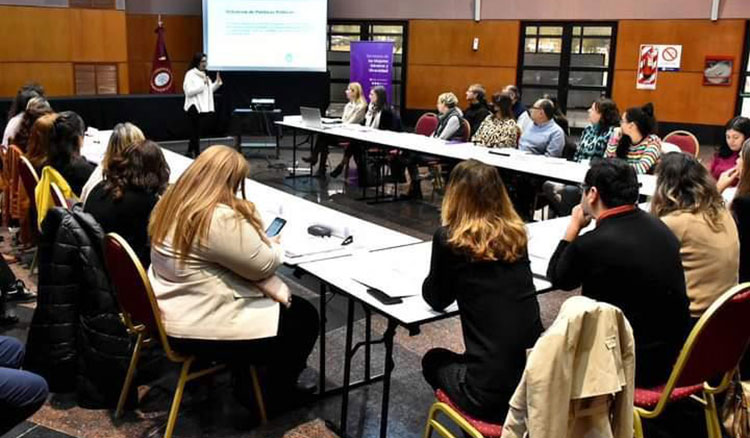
[2,83,45,149]
[651,152,738,321]
[48,111,95,196]
[183,52,222,158]
[472,92,519,148]
[712,116,750,188]
[421,159,542,423]
[605,103,661,174]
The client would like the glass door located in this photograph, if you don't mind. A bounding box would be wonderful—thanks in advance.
[519,22,617,128]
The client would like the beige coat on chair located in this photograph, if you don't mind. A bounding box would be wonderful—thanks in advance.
[501,296,635,438]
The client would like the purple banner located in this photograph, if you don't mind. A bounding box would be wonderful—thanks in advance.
[350,41,394,106]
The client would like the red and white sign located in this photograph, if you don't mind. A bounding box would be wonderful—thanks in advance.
[637,45,659,90]
[657,45,682,71]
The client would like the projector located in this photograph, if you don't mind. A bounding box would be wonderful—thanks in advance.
[251,98,276,111]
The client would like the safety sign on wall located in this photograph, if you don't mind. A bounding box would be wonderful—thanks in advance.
[637,45,659,90]
[656,45,682,71]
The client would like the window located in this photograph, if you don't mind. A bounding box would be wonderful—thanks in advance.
[738,22,750,117]
[69,0,116,8]
[519,22,617,128]
[74,64,118,96]
[327,21,407,113]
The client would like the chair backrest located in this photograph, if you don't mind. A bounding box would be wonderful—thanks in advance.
[17,154,39,212]
[103,233,185,362]
[460,118,471,142]
[669,283,750,389]
[663,130,700,157]
[415,113,440,136]
[50,182,67,209]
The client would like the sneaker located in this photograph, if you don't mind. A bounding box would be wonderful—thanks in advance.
[6,280,36,303]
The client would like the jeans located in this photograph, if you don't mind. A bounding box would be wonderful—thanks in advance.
[0,336,48,435]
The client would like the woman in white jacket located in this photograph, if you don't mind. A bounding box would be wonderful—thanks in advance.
[183,52,222,157]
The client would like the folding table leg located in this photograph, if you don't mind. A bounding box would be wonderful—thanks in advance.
[364,307,372,382]
[378,319,398,438]
[319,282,328,394]
[339,298,356,437]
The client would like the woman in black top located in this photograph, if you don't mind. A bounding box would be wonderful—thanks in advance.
[49,111,95,197]
[84,140,170,267]
[728,139,750,283]
[421,159,543,423]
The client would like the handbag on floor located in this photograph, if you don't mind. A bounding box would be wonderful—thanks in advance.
[722,373,750,438]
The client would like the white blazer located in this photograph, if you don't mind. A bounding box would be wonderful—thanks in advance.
[183,68,221,113]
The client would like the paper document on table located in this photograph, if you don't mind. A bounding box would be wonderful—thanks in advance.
[284,235,346,259]
[351,243,431,297]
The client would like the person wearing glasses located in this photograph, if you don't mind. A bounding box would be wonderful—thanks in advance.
[605,103,661,174]
[518,99,565,158]
[547,159,689,388]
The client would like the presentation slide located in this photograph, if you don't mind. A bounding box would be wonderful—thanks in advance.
[202,0,327,72]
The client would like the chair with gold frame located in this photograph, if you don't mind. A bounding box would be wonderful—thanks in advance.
[103,233,267,438]
[423,389,504,438]
[633,282,750,438]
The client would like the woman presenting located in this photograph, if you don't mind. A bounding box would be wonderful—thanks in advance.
[184,52,222,157]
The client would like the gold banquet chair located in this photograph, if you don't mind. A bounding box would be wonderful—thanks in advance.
[103,233,267,438]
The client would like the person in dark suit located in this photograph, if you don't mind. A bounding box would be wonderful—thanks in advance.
[547,158,690,388]
[422,159,543,423]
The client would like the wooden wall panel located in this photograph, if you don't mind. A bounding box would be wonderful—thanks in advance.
[612,71,739,126]
[0,63,73,97]
[612,19,745,125]
[0,7,71,61]
[409,20,520,67]
[69,8,128,62]
[615,20,745,72]
[126,14,202,62]
[126,14,202,94]
[407,20,520,110]
[407,66,516,109]
[117,63,129,94]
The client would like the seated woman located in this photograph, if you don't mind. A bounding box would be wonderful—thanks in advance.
[9,97,52,152]
[48,111,95,196]
[711,116,750,183]
[543,98,621,217]
[724,139,750,282]
[84,140,169,267]
[472,92,518,148]
[650,152,738,322]
[605,103,662,174]
[431,92,464,141]
[81,122,145,203]
[148,145,319,401]
[2,83,45,149]
[330,85,401,179]
[303,82,367,177]
[421,159,543,423]
[26,113,58,173]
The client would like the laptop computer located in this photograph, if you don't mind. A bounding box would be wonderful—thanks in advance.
[300,107,340,129]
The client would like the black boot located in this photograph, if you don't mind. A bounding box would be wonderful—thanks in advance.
[330,163,344,178]
[6,280,36,303]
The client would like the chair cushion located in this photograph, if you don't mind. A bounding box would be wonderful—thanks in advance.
[633,383,704,408]
[435,389,503,437]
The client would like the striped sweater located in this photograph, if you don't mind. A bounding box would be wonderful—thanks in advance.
[605,133,662,174]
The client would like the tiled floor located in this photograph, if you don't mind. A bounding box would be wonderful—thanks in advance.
[3,137,713,438]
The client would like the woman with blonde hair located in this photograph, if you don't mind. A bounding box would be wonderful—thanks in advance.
[421,159,543,423]
[303,82,367,176]
[432,92,464,141]
[148,145,318,402]
[81,122,145,203]
[651,152,738,321]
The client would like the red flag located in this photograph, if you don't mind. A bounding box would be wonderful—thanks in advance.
[149,19,175,94]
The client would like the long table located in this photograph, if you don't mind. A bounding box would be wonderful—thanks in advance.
[79,129,572,438]
[276,116,657,197]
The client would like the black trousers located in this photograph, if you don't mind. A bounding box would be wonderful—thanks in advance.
[186,106,210,156]
[0,258,15,291]
[422,348,509,423]
[168,295,319,387]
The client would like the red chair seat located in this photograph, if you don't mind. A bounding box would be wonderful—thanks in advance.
[634,383,704,408]
[435,389,503,437]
